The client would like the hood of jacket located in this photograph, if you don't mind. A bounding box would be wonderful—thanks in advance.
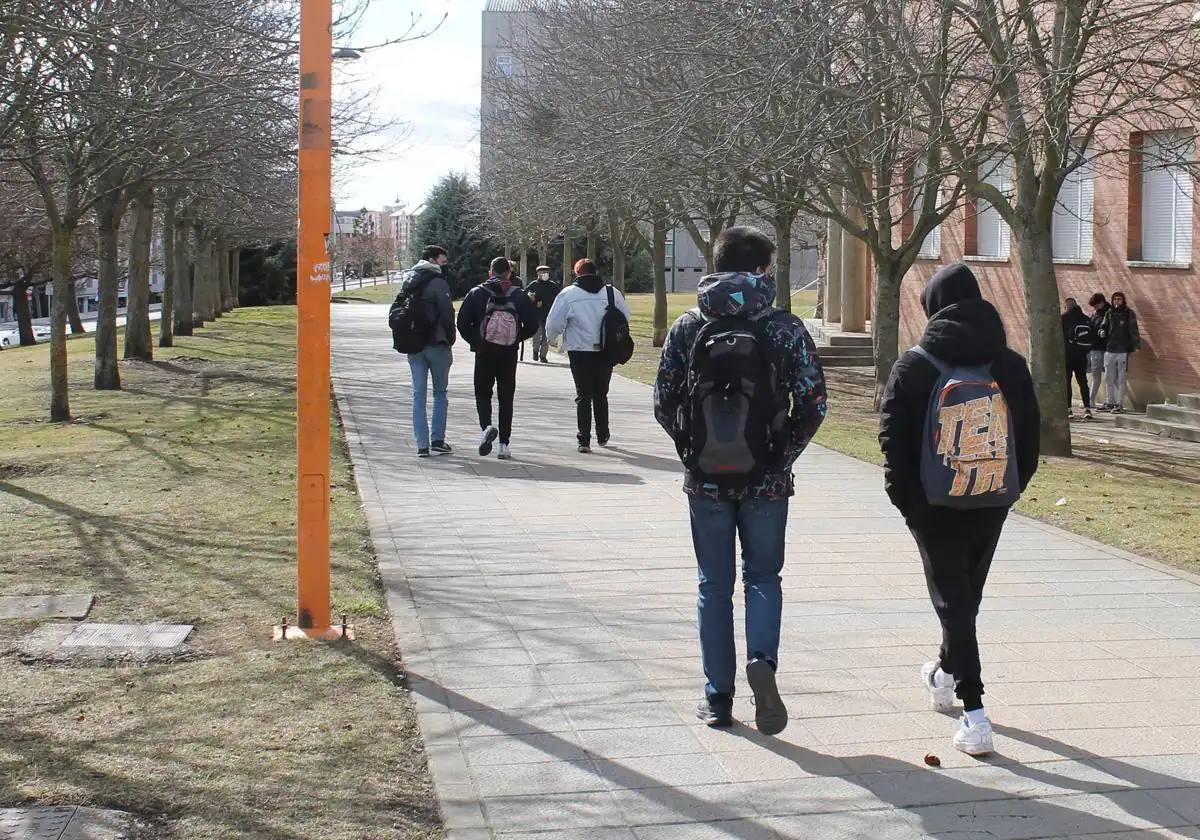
[573,273,605,294]
[697,272,777,320]
[1062,304,1089,332]
[482,276,513,295]
[410,260,444,279]
[917,266,1008,366]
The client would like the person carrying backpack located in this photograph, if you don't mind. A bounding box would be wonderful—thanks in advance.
[456,256,538,460]
[546,258,632,452]
[390,245,455,457]
[525,265,561,363]
[1061,297,1094,420]
[879,263,1040,757]
[654,226,827,737]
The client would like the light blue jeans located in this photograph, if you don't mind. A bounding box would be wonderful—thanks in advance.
[689,496,789,699]
[407,345,452,449]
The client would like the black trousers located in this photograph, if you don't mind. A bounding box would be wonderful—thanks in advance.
[474,348,518,444]
[568,351,614,445]
[908,506,1009,711]
[1066,353,1091,409]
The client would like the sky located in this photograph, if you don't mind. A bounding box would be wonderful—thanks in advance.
[334,0,482,213]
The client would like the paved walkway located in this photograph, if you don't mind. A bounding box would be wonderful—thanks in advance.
[332,304,1200,840]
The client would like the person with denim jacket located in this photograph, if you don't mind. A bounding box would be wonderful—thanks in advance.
[654,226,827,736]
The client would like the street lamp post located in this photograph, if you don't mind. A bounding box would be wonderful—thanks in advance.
[283,0,343,640]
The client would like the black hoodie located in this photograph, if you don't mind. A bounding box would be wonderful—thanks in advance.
[1061,304,1092,361]
[879,263,1041,519]
[574,273,605,294]
[455,277,540,352]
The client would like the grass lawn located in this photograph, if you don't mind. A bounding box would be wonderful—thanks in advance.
[620,293,1200,573]
[332,280,403,304]
[0,309,439,838]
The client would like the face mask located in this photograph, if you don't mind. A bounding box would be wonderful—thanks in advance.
[538,274,549,281]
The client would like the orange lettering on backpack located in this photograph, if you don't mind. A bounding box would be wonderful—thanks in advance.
[938,391,1010,497]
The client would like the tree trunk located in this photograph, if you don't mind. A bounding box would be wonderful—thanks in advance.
[124,183,155,361]
[193,227,214,324]
[537,239,548,269]
[605,207,625,292]
[1015,221,1072,456]
[160,198,177,347]
[586,217,598,262]
[66,280,85,333]
[871,254,910,409]
[174,221,194,335]
[561,227,573,283]
[49,227,72,421]
[230,248,241,308]
[217,234,232,313]
[772,209,795,313]
[519,245,529,286]
[652,213,668,347]
[94,198,122,389]
[12,281,35,345]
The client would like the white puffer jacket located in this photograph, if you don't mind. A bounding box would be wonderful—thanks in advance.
[545,275,632,352]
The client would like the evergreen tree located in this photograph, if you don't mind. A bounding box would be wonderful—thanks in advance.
[410,174,495,297]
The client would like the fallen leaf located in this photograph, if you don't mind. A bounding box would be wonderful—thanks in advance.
[1055,497,1068,506]
[924,753,941,767]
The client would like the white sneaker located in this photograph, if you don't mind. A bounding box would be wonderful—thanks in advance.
[497,443,512,460]
[953,715,994,756]
[478,426,498,457]
[921,661,956,712]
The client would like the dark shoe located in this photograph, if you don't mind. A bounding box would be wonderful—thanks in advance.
[540,357,549,364]
[532,354,540,362]
[431,441,453,455]
[1083,411,1093,421]
[597,436,610,448]
[696,694,734,728]
[746,658,788,736]
[417,448,431,458]
[578,444,592,454]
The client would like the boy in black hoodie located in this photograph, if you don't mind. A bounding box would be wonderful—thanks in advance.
[879,263,1040,757]
[1061,298,1094,420]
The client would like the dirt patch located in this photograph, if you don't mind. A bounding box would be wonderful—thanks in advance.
[0,462,52,480]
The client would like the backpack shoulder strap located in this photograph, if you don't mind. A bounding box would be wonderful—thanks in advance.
[910,345,948,376]
[606,284,615,307]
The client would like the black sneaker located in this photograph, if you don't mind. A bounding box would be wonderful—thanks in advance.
[597,436,610,448]
[696,694,734,728]
[417,447,431,458]
[578,444,592,454]
[431,441,453,455]
[746,658,788,736]
[540,357,549,364]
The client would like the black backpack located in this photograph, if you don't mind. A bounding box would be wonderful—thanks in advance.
[681,311,788,489]
[1069,322,1095,350]
[388,272,435,354]
[600,285,634,365]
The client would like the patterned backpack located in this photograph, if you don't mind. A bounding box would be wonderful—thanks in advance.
[480,289,519,348]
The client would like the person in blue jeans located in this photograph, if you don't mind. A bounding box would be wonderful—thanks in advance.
[654,226,827,735]
[404,246,456,457]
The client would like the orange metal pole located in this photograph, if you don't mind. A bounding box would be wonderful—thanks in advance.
[296,0,332,632]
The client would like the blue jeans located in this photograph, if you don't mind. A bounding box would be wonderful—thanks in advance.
[407,345,452,449]
[689,496,788,699]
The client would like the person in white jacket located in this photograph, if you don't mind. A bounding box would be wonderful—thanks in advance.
[545,258,632,452]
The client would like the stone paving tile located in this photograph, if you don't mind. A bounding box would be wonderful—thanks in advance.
[332,305,1200,839]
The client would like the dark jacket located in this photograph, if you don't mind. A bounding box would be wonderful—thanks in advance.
[525,277,562,322]
[1061,304,1092,362]
[1102,305,1140,354]
[879,263,1040,522]
[654,271,828,501]
[1089,302,1110,353]
[455,277,539,352]
[403,260,455,347]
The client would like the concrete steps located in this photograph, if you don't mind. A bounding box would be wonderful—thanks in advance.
[1114,394,1200,443]
[805,319,874,368]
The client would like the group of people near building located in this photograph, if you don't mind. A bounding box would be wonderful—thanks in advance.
[394,248,630,460]
[395,227,1048,757]
[1062,292,1141,418]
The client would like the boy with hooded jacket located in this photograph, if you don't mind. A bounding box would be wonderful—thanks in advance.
[879,262,1040,757]
[654,226,827,736]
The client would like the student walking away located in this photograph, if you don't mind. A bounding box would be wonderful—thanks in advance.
[1101,291,1140,413]
[879,263,1040,757]
[546,259,633,452]
[525,265,561,363]
[1087,293,1110,409]
[456,256,538,460]
[654,226,827,736]
[1061,298,1094,420]
[390,246,455,457]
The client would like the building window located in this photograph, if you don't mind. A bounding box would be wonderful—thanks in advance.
[1053,153,1095,261]
[494,53,513,77]
[912,160,942,259]
[1141,130,1194,264]
[974,152,1012,258]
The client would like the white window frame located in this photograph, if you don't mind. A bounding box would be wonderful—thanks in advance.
[1053,151,1095,262]
[974,152,1013,259]
[912,161,942,259]
[1140,130,1194,266]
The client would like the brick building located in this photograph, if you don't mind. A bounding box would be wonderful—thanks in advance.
[899,133,1198,407]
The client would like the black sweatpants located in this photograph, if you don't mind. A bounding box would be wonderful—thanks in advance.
[568,351,614,445]
[908,506,1009,711]
[1066,352,1091,409]
[474,347,518,444]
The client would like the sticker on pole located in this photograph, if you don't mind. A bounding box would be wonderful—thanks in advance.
[311,261,331,285]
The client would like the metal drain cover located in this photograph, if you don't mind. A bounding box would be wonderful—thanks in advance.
[0,806,132,840]
[19,623,194,662]
[0,595,95,620]
[60,623,192,649]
